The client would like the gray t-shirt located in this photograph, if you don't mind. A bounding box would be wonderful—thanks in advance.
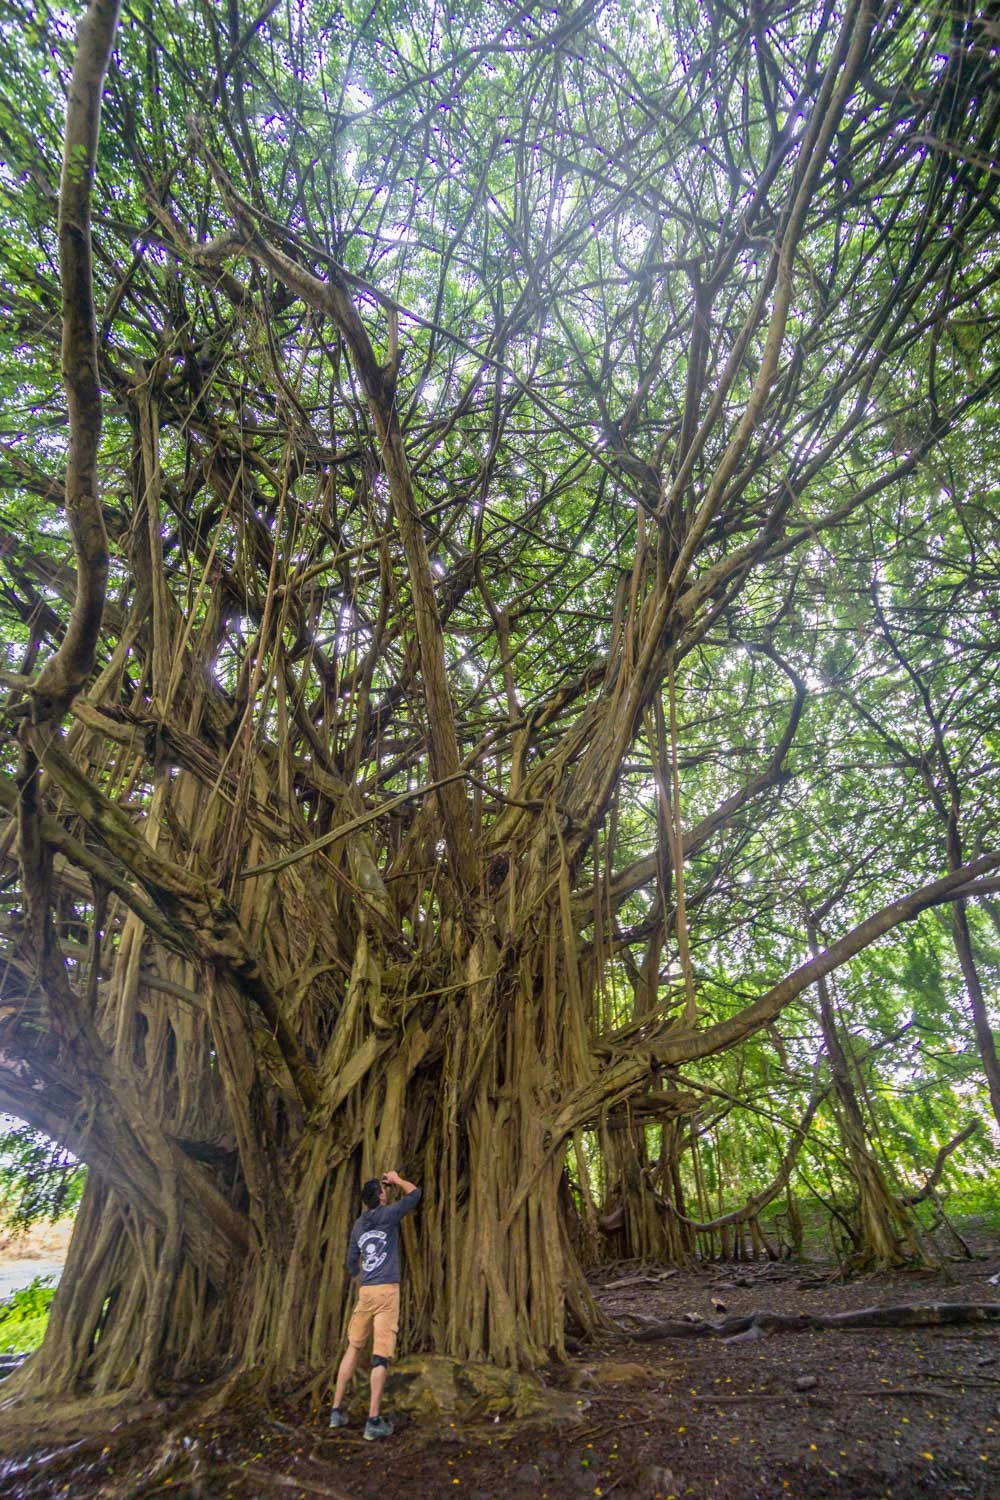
[347,1188,422,1286]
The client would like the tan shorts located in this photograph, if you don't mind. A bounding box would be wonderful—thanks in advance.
[347,1282,400,1360]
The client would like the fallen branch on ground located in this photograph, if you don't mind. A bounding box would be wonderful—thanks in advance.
[692,1382,962,1404]
[244,1469,351,1498]
[632,1302,1000,1342]
[603,1270,680,1290]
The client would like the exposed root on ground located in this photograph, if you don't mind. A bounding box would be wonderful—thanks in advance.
[633,1300,1000,1341]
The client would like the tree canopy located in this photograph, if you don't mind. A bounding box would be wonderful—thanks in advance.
[0,0,998,1395]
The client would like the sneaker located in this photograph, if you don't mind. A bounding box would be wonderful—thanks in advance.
[363,1415,394,1441]
[328,1407,349,1429]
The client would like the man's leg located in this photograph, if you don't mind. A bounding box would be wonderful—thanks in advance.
[332,1341,359,1412]
[369,1356,387,1418]
[363,1286,399,1438]
[332,1288,374,1421]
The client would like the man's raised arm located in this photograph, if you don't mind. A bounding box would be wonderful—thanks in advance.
[382,1170,421,1219]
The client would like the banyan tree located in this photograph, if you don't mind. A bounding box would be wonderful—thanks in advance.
[1,0,999,1396]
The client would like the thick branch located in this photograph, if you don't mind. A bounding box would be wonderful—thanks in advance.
[573,675,805,927]
[30,0,121,720]
[663,1082,825,1232]
[897,1121,979,1206]
[552,853,1000,1137]
[175,153,477,891]
[0,988,246,1277]
[25,727,319,1114]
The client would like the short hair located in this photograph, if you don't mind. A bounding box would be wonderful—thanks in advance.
[361,1178,382,1209]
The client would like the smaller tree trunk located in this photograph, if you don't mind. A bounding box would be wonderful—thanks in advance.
[952,900,1000,1130]
[809,920,924,1268]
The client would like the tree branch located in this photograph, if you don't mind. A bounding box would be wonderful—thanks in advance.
[29,0,121,721]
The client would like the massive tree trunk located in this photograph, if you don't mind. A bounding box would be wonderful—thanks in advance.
[5,699,993,1395]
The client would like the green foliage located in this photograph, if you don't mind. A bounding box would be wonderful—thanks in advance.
[0,1277,56,1354]
[0,1119,84,1231]
[944,1179,1000,1234]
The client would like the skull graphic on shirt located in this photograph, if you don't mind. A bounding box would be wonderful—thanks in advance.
[359,1229,387,1275]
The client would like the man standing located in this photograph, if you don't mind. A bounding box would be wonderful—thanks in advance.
[328,1168,421,1440]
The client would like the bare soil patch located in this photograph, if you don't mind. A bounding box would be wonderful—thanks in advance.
[1,1243,998,1498]
[0,1221,73,1263]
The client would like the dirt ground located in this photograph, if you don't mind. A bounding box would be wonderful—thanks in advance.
[1,1239,998,1500]
[0,1222,74,1262]
[0,1220,72,1300]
